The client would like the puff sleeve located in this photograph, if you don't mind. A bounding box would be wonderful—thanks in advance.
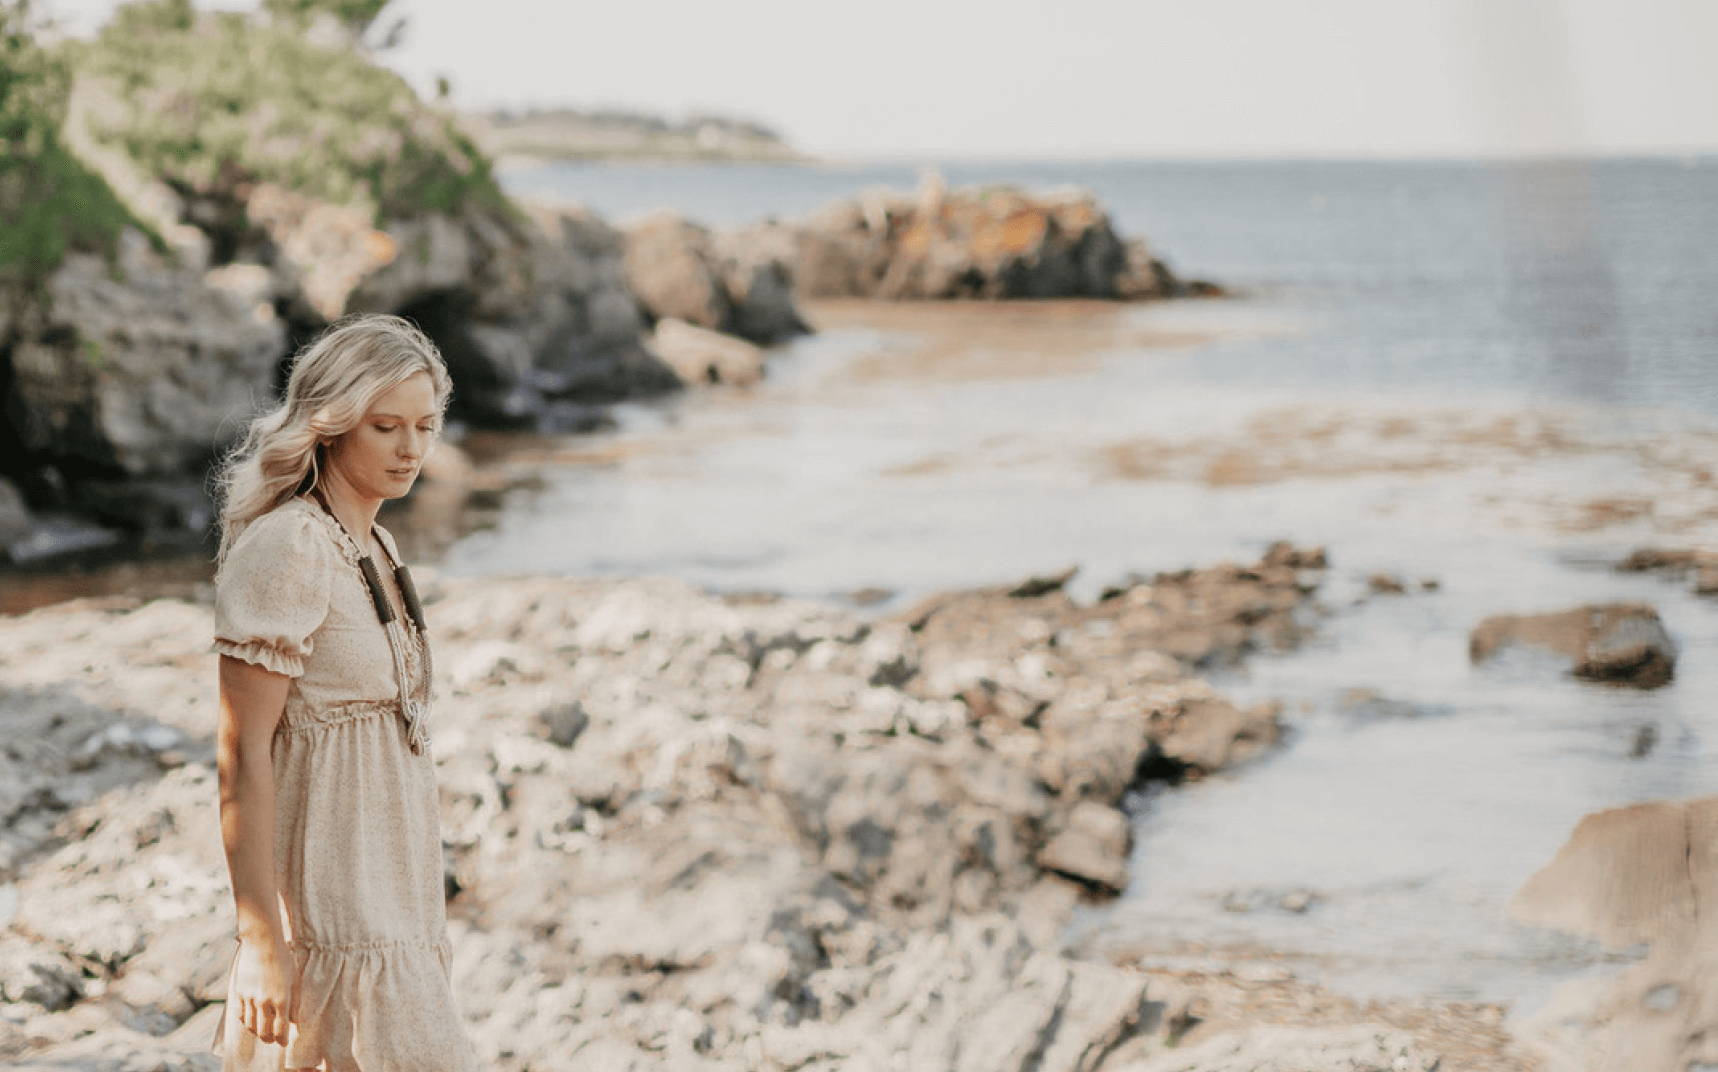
[210,506,333,678]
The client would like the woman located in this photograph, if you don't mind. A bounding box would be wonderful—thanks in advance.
[206,313,479,1071]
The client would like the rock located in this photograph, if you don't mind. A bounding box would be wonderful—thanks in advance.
[1366,572,1405,594]
[622,210,810,345]
[621,211,727,329]
[0,935,85,1011]
[710,227,813,344]
[0,477,30,546]
[1262,540,1329,570]
[1470,602,1677,688]
[350,204,682,424]
[536,700,590,749]
[240,181,395,321]
[1617,546,1718,599]
[1036,800,1130,892]
[0,548,1332,1068]
[3,230,285,531]
[1510,796,1718,1072]
[1616,547,1715,574]
[1150,696,1282,775]
[1510,797,1718,949]
[1008,564,1079,598]
[649,317,767,387]
[736,180,1221,302]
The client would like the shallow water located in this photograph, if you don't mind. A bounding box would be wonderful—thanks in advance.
[11,157,1718,1023]
[423,286,1718,1020]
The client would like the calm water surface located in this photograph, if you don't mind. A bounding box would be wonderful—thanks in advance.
[14,156,1718,1018]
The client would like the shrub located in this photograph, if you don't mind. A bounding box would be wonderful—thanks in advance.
[0,1,151,285]
[68,0,512,224]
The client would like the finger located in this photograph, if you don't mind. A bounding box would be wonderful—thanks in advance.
[241,996,256,1036]
[265,1002,286,1045]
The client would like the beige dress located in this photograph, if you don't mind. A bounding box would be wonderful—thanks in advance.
[207,495,477,1072]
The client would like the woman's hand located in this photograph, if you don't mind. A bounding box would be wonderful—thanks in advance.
[232,935,296,1046]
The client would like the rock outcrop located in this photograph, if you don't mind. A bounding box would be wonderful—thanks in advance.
[0,6,751,551]
[0,543,1331,1069]
[621,209,812,345]
[1469,602,1678,688]
[2,232,285,534]
[718,179,1222,302]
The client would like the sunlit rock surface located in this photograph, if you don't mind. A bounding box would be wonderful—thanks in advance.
[0,545,1370,1070]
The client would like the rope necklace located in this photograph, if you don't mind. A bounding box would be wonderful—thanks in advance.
[307,485,434,755]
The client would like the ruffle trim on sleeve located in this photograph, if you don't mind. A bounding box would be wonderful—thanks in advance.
[211,636,306,678]
[211,936,475,1071]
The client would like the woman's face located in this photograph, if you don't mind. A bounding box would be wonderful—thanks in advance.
[324,370,440,501]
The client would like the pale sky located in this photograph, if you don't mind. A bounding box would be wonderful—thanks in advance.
[42,0,1718,160]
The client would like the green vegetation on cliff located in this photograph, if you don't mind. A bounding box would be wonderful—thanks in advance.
[259,0,389,35]
[67,0,512,224]
[0,2,151,285]
[463,106,808,165]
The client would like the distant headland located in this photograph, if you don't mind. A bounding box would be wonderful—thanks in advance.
[459,105,814,166]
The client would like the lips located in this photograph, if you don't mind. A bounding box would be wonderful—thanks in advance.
[387,468,415,477]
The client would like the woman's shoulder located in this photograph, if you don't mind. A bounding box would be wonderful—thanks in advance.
[239,497,319,547]
[224,497,349,574]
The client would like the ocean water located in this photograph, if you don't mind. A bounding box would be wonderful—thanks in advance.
[506,154,1718,415]
[485,156,1718,1018]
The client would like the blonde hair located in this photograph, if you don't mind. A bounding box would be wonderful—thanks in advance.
[211,313,453,572]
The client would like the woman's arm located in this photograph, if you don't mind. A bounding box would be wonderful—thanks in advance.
[215,653,294,1045]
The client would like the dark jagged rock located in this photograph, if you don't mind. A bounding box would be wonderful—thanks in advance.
[1470,602,1678,688]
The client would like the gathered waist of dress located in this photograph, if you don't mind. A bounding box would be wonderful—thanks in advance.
[278,696,415,734]
[287,933,453,955]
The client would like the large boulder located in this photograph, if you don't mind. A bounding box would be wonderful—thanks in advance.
[1469,602,1677,688]
[621,210,811,345]
[2,230,284,531]
[1511,796,1718,1072]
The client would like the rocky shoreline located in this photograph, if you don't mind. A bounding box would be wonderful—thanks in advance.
[0,540,1539,1070]
[0,177,1210,568]
[0,1,1220,570]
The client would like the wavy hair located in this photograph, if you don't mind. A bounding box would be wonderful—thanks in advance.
[211,313,453,573]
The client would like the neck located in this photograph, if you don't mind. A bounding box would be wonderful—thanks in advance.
[309,470,380,546]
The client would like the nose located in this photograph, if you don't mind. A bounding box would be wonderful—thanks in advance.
[399,427,426,463]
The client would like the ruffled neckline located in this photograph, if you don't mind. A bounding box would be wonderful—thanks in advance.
[286,495,407,575]
[287,495,364,568]
[286,496,425,644]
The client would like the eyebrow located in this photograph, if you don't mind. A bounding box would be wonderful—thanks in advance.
[372,412,438,420]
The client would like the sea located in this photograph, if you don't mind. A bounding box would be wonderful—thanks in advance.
[19,154,1718,1019]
